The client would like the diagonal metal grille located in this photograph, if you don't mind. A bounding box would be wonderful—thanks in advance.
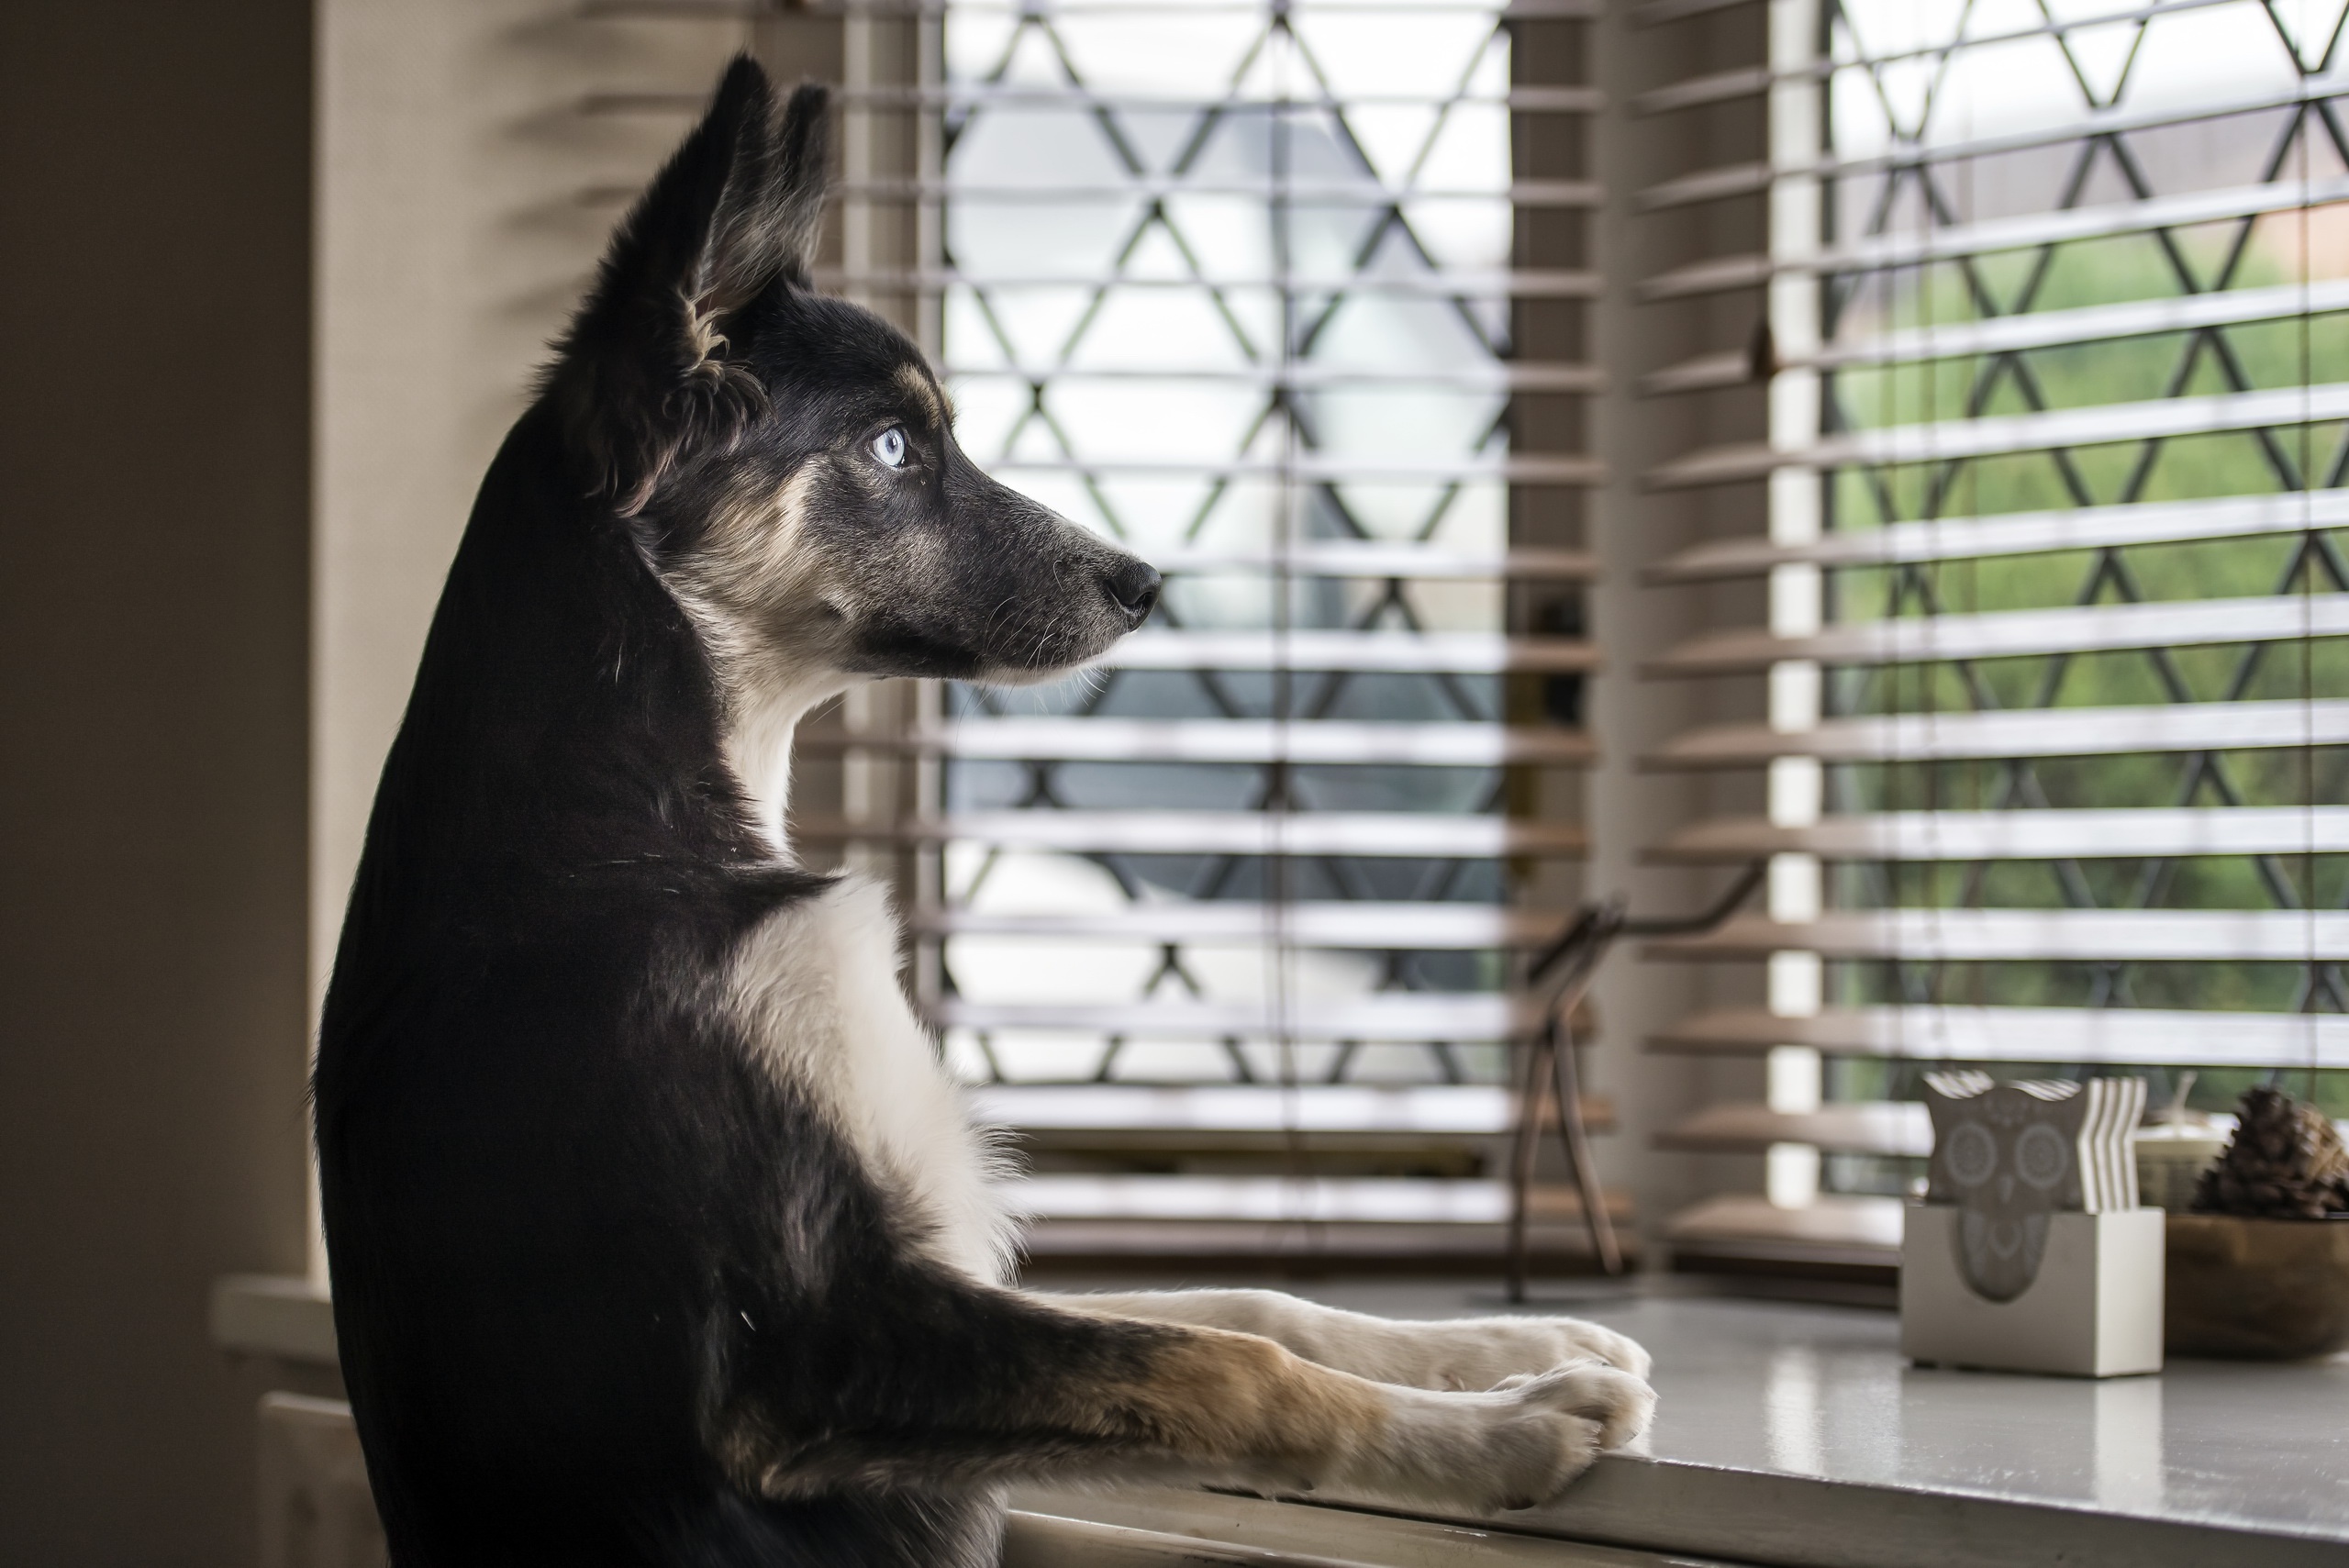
[913,0,1595,1105]
[1808,0,2346,1020]
[1633,0,2345,1260]
[583,0,1607,1247]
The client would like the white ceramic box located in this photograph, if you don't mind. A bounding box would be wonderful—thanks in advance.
[1901,1206,2165,1377]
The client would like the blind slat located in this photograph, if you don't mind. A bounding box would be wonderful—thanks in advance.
[1651,807,2349,862]
[1640,78,2349,212]
[981,454,1605,485]
[1664,1195,1902,1251]
[802,720,1598,767]
[1648,911,2349,963]
[586,86,1605,114]
[796,810,1588,858]
[586,0,1601,16]
[828,178,1598,206]
[915,903,1568,948]
[806,0,1604,13]
[942,362,1605,390]
[1645,701,2349,767]
[1642,278,2349,395]
[1650,1006,2349,1070]
[836,271,1606,301]
[1645,491,2349,581]
[581,179,1589,212]
[1658,1102,1931,1158]
[1637,174,2349,300]
[1011,1175,1624,1225]
[1106,630,1598,675]
[970,1084,1524,1131]
[942,1001,1544,1041]
[1146,545,1597,580]
[1647,384,2349,489]
[1644,594,2349,674]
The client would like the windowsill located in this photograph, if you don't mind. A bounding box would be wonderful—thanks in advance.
[1088,1291,2349,1568]
[213,1277,2349,1566]
[211,1273,337,1365]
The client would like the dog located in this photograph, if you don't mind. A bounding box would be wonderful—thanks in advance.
[313,57,1654,1568]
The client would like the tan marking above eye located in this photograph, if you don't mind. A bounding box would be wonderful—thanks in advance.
[894,364,946,430]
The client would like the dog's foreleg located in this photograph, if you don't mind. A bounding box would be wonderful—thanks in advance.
[714,1287,1651,1513]
[1044,1289,1650,1392]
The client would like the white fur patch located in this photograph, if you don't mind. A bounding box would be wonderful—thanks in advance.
[659,463,852,855]
[724,875,1017,1283]
[718,673,838,855]
[1053,1289,1652,1389]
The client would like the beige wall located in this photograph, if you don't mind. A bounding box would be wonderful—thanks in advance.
[312,4,852,1015]
[311,2,809,1018]
[0,9,848,1559]
[0,2,316,1562]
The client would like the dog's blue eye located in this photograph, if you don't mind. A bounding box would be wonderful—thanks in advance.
[871,427,907,469]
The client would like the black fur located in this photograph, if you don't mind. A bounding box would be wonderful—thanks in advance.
[316,60,1175,1567]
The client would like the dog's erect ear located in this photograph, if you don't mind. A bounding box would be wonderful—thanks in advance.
[551,58,831,514]
[692,64,831,309]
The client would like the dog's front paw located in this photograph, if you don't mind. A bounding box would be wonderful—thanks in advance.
[1411,1316,1652,1391]
[1542,1318,1652,1384]
[1475,1359,1655,1510]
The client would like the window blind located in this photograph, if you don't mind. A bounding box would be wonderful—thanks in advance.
[768,0,1613,1264]
[1631,0,2346,1271]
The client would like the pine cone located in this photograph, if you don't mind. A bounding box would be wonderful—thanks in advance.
[2193,1086,2349,1219]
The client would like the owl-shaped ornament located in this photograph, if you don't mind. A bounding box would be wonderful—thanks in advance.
[1922,1074,2094,1301]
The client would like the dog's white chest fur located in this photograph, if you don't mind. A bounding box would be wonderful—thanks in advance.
[722,876,1016,1283]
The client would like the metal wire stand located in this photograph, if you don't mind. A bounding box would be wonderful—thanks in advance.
[1505,862,1766,1302]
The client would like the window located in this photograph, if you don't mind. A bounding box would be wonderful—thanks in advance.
[802,0,1610,1262]
[584,0,2344,1278]
[1631,0,2347,1272]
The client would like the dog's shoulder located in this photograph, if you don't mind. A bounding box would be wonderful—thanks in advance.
[718,873,1018,1284]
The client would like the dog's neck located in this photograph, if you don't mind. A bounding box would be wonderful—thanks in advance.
[719,673,849,857]
[351,408,788,901]
[650,549,859,860]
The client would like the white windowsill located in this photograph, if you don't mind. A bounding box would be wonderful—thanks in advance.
[212,1276,2349,1567]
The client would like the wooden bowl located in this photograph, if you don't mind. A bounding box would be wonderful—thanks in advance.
[2165,1214,2349,1360]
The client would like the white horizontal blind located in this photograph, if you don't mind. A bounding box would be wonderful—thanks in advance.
[1633,0,2344,1265]
[560,0,1605,1253]
[788,0,1607,1241]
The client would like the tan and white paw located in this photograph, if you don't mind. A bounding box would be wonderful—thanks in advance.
[1413,1316,1652,1391]
[1544,1318,1652,1383]
[1475,1359,1655,1510]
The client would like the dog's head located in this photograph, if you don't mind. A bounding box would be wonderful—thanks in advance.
[550,58,1158,703]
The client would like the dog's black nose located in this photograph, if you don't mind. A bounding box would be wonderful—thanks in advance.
[1102,558,1162,627]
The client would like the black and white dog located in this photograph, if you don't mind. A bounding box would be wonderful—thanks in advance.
[314,58,1653,1568]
